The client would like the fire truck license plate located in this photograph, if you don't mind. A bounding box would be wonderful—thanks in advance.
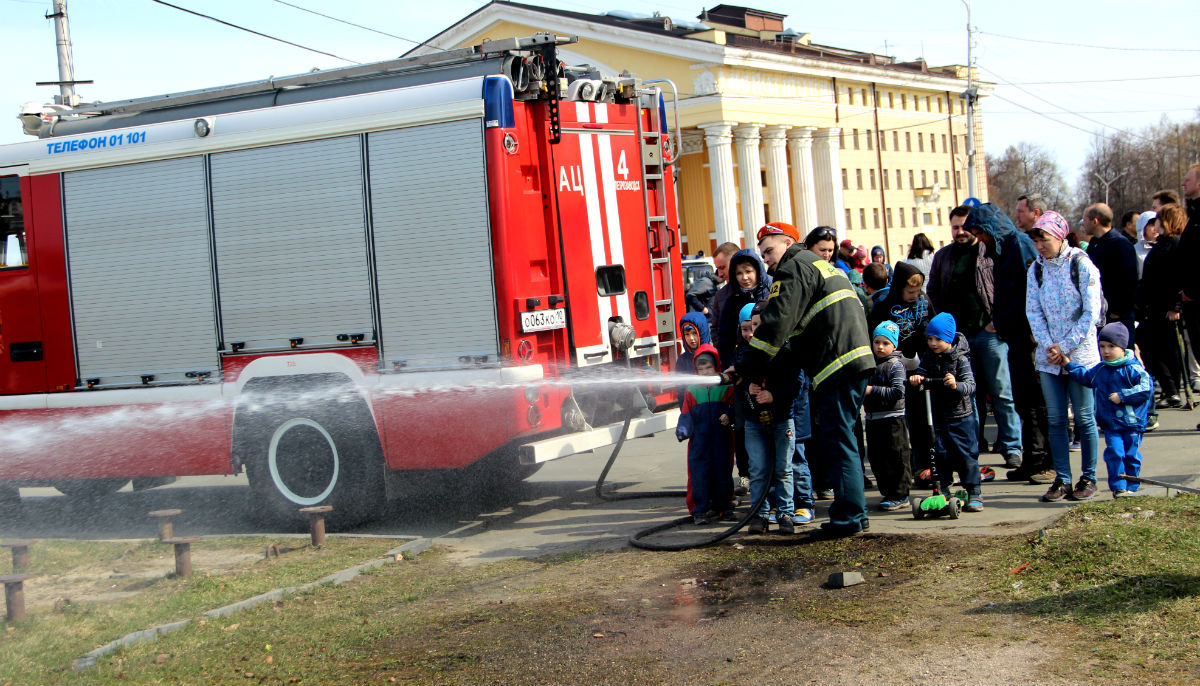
[521,308,567,333]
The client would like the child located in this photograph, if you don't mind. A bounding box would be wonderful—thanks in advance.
[675,344,736,524]
[865,321,912,511]
[862,262,890,311]
[736,303,800,534]
[868,261,937,483]
[1060,323,1153,497]
[675,311,711,375]
[909,312,983,512]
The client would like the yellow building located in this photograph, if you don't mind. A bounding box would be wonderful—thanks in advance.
[418,2,991,260]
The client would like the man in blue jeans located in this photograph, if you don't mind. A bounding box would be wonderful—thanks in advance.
[929,205,1024,468]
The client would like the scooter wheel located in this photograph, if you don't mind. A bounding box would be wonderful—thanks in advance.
[910,495,925,520]
[947,497,961,520]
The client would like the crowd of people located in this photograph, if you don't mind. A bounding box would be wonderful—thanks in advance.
[675,164,1200,535]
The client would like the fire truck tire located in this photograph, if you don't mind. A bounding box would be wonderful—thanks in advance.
[51,478,130,499]
[243,398,384,528]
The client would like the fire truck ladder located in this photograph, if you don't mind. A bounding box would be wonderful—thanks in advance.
[636,83,681,364]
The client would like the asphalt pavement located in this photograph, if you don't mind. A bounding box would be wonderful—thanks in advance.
[2,404,1196,563]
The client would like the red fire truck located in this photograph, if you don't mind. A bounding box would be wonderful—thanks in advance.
[0,35,685,525]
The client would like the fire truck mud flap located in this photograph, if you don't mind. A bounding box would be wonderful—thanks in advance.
[517,408,679,465]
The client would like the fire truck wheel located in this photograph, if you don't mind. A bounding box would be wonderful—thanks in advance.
[51,478,130,499]
[243,399,384,528]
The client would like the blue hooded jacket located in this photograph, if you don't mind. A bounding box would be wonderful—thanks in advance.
[675,311,712,375]
[717,249,772,368]
[1064,353,1153,432]
[963,203,1039,344]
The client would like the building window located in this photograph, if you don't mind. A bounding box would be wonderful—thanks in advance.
[937,208,944,226]
[952,135,958,154]
[937,96,944,113]
[853,128,860,150]
[932,170,938,185]
[925,95,932,111]
[908,169,914,188]
[942,134,948,152]
[955,170,962,189]
[918,134,924,153]
[905,132,912,152]
[886,207,894,228]
[924,212,934,226]
[847,87,854,106]
[946,169,951,187]
[888,91,894,108]
[912,208,919,225]
[842,168,849,190]
[839,130,845,149]
[899,207,906,227]
[960,100,966,115]
[845,208,853,229]
[869,169,876,189]
[901,93,907,109]
[873,208,880,228]
[866,129,873,151]
[860,208,867,228]
[930,133,937,153]
[882,169,890,190]
[861,88,869,106]
[896,169,903,189]
[961,134,968,152]
[893,131,899,150]
[921,170,927,186]
[856,169,863,189]
[879,130,886,151]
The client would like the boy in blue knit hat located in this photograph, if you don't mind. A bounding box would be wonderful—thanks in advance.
[865,321,911,510]
[1058,322,1153,497]
[909,312,983,511]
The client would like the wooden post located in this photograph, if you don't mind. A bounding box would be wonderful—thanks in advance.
[1,574,34,621]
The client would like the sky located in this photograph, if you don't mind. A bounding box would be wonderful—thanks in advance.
[1,0,1197,193]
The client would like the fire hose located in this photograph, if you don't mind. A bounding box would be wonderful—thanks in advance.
[593,375,775,551]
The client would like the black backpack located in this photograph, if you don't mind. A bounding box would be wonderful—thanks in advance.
[1034,252,1108,327]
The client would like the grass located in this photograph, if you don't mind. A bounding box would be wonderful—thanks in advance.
[2,496,1199,684]
[0,536,404,684]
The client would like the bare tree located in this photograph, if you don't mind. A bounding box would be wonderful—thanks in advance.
[986,142,1071,217]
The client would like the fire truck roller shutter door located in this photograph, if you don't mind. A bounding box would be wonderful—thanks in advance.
[367,118,499,366]
[62,156,220,385]
[210,136,373,351]
[574,103,615,365]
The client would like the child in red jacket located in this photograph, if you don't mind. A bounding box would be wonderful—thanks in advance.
[675,344,736,524]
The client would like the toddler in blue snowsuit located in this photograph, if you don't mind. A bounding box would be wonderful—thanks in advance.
[1060,322,1152,496]
[676,344,736,524]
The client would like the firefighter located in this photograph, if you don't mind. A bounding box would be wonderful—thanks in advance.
[734,222,875,536]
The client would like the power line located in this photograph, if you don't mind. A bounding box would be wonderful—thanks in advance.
[148,0,359,64]
[1013,73,1200,86]
[988,92,1121,142]
[979,65,1151,142]
[266,0,445,52]
[979,30,1200,53]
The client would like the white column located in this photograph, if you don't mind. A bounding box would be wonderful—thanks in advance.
[733,123,765,247]
[786,126,819,233]
[761,125,792,225]
[812,126,846,238]
[699,122,740,247]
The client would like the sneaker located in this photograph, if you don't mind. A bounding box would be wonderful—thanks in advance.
[1028,468,1057,485]
[1068,478,1097,501]
[1069,440,1081,452]
[793,508,814,524]
[720,509,739,521]
[1041,479,1072,502]
[816,488,835,501]
[964,496,984,512]
[768,511,778,524]
[693,513,711,525]
[1112,489,1130,499]
[878,499,906,512]
[980,466,996,482]
[1145,414,1159,432]
[777,514,795,535]
[1156,395,1183,409]
[747,516,768,534]
[734,476,750,496]
[1004,452,1023,469]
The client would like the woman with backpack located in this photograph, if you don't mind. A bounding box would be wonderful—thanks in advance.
[1026,211,1104,503]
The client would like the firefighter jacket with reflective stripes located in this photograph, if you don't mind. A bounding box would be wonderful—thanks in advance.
[737,244,874,391]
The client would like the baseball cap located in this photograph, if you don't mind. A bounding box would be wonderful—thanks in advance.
[756,222,799,242]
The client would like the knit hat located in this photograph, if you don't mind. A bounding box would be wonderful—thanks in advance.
[1099,322,1130,350]
[1136,211,1157,241]
[756,221,799,243]
[926,312,957,344]
[1032,210,1070,241]
[873,321,899,348]
[738,302,756,322]
[871,245,885,259]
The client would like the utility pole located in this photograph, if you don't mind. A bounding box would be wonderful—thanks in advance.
[36,0,91,107]
[1094,171,1127,207]
[961,0,978,200]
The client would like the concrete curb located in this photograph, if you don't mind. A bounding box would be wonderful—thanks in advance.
[71,536,431,671]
